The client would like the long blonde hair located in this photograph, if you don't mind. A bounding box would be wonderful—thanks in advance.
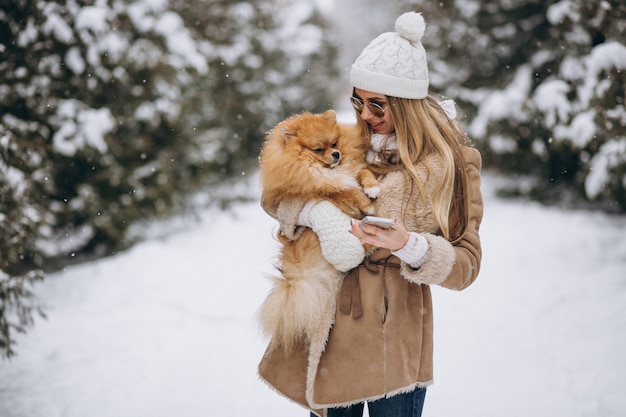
[356,95,472,242]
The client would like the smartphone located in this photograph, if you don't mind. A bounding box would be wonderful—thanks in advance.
[360,216,396,229]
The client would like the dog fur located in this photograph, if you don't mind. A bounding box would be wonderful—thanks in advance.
[258,110,379,351]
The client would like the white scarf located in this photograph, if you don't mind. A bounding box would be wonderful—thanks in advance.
[367,134,398,164]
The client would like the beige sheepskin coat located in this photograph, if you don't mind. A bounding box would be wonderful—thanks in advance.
[259,146,483,417]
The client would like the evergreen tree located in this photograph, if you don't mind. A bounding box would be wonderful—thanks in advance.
[0,0,338,357]
[0,126,45,357]
[393,0,626,211]
[171,0,339,180]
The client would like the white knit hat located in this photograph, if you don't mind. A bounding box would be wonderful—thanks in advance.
[350,12,429,99]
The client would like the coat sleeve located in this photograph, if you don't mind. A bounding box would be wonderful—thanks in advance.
[260,192,308,241]
[399,147,484,290]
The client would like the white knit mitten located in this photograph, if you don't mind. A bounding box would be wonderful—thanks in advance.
[308,201,365,272]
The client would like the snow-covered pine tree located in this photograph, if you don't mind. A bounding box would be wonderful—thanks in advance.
[0,0,338,358]
[0,126,45,358]
[1,0,212,270]
[171,0,339,181]
[465,0,626,211]
[390,0,626,211]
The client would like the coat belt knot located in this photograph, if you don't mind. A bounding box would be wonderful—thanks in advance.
[339,255,400,320]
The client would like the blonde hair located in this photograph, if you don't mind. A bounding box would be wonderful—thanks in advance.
[356,95,471,242]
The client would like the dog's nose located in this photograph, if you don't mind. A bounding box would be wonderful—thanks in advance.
[332,151,340,161]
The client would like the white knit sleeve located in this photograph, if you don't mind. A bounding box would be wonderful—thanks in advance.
[391,232,429,268]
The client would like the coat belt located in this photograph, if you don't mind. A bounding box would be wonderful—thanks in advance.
[339,255,400,320]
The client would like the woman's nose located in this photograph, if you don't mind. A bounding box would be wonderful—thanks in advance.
[359,105,375,121]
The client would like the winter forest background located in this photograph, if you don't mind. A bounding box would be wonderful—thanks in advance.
[1,0,625,364]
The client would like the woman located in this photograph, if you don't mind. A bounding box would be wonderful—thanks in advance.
[258,11,483,417]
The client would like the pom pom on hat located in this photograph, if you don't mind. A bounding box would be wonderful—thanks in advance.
[395,11,425,44]
[350,12,429,99]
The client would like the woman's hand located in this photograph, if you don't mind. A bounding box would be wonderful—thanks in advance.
[349,218,410,251]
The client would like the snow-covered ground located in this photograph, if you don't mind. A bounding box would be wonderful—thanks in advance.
[0,172,625,417]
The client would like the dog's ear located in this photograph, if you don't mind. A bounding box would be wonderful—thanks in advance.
[322,109,337,123]
[279,126,297,143]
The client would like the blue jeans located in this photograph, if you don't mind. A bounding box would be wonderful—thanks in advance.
[311,387,427,417]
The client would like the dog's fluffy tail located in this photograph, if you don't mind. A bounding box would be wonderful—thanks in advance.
[257,230,344,352]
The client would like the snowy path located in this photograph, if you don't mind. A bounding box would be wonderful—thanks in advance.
[0,174,625,417]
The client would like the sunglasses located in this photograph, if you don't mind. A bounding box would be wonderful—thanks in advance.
[350,95,389,118]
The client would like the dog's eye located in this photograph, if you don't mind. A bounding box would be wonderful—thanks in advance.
[313,148,323,154]
[331,142,338,148]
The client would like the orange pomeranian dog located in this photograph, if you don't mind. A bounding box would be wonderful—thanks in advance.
[257,109,379,351]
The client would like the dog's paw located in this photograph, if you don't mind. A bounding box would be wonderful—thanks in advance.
[364,206,376,215]
[364,185,381,199]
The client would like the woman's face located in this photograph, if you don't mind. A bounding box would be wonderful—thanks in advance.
[353,88,395,135]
